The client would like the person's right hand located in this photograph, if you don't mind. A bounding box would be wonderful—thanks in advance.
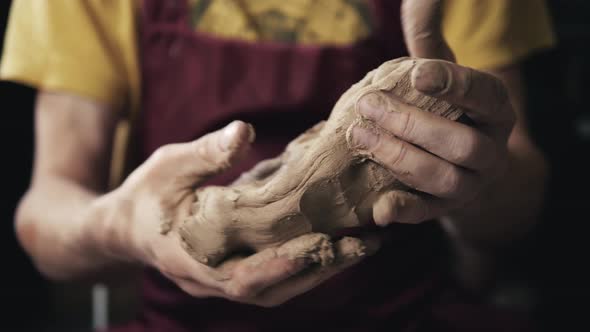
[97,120,379,307]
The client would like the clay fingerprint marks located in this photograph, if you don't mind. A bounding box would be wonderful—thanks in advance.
[299,179,361,233]
[246,233,366,271]
[244,209,313,251]
[334,236,367,261]
[348,59,464,149]
[180,182,318,266]
[344,59,412,155]
[275,233,335,266]
[353,58,463,121]
[344,58,465,224]
[179,186,241,265]
[178,58,466,268]
[370,57,414,90]
[375,58,463,120]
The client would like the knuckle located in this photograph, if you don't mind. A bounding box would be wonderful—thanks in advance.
[192,137,212,159]
[450,131,480,164]
[398,196,428,224]
[439,166,462,197]
[456,68,473,99]
[151,144,178,164]
[492,77,516,125]
[191,140,213,164]
[279,260,304,277]
[371,132,384,152]
[396,111,416,139]
[226,282,255,300]
[385,140,409,169]
[359,93,386,122]
[193,136,231,170]
[359,129,382,152]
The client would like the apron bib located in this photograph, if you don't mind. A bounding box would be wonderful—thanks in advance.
[120,1,523,331]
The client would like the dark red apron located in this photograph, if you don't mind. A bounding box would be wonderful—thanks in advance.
[108,1,533,331]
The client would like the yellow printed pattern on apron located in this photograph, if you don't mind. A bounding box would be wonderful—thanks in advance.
[188,0,372,45]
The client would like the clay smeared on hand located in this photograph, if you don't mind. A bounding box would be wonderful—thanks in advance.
[179,58,464,266]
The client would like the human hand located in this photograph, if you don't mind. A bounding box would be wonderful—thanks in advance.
[350,0,515,225]
[101,121,378,306]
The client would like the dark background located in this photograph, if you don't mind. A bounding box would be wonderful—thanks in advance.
[1,1,589,331]
[0,0,49,330]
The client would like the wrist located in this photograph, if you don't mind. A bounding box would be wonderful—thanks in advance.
[77,189,140,267]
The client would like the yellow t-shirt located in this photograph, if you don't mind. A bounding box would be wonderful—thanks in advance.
[1,0,557,112]
[0,0,556,185]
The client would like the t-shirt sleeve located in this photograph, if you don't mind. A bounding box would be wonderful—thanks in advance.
[0,0,140,110]
[442,0,557,69]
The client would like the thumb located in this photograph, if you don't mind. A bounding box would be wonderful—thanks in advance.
[149,120,255,187]
[401,0,455,61]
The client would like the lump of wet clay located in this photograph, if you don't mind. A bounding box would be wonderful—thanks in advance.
[179,57,464,266]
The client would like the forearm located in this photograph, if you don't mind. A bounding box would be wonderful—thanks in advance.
[15,176,135,282]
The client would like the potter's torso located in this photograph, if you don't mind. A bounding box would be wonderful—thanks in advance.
[134,1,450,331]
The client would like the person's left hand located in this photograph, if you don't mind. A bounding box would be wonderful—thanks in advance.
[350,0,516,225]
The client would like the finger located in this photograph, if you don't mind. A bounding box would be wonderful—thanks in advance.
[351,125,479,200]
[162,271,224,298]
[223,255,308,300]
[220,233,333,300]
[411,60,515,141]
[372,190,449,226]
[161,235,311,300]
[158,240,231,291]
[332,235,381,263]
[149,120,256,187]
[251,235,381,308]
[357,92,498,171]
[401,0,455,61]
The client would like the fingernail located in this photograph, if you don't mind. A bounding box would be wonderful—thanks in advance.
[221,121,241,151]
[358,93,385,121]
[246,123,256,143]
[351,126,379,150]
[411,60,449,95]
